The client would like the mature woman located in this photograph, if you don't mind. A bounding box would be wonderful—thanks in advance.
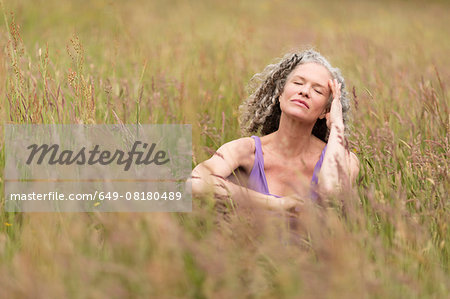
[191,49,359,211]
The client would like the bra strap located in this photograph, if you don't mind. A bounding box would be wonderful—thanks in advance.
[311,144,327,185]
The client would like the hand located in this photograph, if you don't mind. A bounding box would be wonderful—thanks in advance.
[279,196,305,213]
[265,195,298,211]
[326,79,344,129]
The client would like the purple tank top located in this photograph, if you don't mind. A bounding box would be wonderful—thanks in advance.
[247,135,327,199]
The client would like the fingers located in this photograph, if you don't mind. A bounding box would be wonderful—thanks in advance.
[336,81,342,101]
[328,79,335,98]
[334,79,341,101]
[327,79,344,127]
[328,79,342,101]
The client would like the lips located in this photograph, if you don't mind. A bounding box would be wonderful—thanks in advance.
[291,99,310,109]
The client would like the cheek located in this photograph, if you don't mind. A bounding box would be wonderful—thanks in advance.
[313,96,329,113]
[281,83,297,98]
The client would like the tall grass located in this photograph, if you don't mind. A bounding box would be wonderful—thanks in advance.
[0,0,449,298]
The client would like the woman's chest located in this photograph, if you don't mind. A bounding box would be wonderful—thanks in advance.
[263,155,317,196]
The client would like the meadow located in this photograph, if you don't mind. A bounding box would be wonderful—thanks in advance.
[0,0,448,298]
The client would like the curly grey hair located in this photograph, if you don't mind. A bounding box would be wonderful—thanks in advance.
[239,49,350,142]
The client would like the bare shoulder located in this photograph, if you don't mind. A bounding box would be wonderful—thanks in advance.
[215,137,255,169]
[217,137,254,154]
[193,137,255,177]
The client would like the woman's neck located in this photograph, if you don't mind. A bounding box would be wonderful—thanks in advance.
[269,114,317,158]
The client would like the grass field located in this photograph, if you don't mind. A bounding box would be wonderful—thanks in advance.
[0,0,449,298]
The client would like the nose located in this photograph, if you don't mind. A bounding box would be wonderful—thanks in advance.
[298,84,310,98]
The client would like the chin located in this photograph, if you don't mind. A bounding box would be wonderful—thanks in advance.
[282,110,317,123]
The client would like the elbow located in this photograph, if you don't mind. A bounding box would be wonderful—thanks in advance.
[316,152,359,198]
[189,167,216,198]
[189,176,210,197]
[318,182,339,197]
[318,174,355,197]
[317,173,347,197]
[317,170,340,196]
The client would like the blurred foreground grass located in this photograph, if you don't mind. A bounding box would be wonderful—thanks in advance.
[0,0,449,298]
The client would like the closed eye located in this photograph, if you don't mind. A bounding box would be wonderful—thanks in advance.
[315,89,323,95]
[294,82,303,85]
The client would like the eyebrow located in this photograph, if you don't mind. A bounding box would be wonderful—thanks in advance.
[292,75,327,90]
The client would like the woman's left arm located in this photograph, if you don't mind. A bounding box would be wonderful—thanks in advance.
[318,79,360,194]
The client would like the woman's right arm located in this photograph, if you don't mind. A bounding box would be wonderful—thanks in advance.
[190,138,298,211]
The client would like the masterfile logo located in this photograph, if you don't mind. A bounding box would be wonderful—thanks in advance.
[26,141,170,171]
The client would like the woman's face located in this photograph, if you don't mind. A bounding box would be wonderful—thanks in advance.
[279,62,332,122]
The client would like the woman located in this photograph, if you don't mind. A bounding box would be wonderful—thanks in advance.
[191,49,359,211]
